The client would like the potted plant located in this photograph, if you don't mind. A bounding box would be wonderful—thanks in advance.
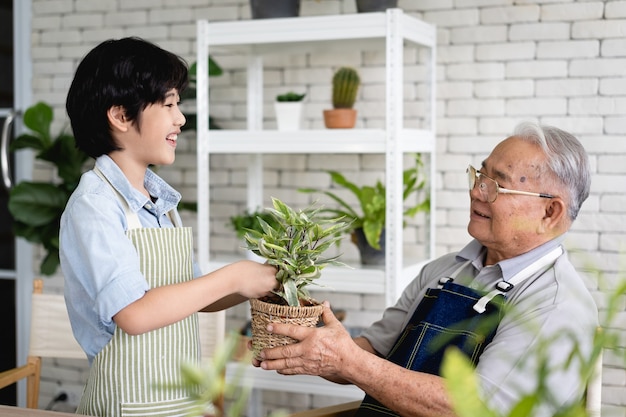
[249,0,300,19]
[8,101,89,275]
[181,56,223,131]
[356,0,398,13]
[323,67,360,129]
[299,154,430,265]
[274,91,306,131]
[242,197,351,359]
[228,208,279,239]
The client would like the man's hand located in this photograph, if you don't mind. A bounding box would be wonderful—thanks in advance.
[252,301,359,380]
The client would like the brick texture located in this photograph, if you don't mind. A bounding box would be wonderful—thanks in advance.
[27,0,626,413]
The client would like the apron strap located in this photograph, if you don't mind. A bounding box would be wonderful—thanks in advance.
[93,165,143,230]
[437,260,471,288]
[93,165,180,230]
[473,246,564,313]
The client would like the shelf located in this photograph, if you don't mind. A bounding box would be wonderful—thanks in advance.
[205,129,435,154]
[205,11,435,52]
[196,8,437,308]
[225,362,364,399]
[196,9,437,408]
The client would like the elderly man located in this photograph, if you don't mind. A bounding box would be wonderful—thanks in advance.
[254,121,598,417]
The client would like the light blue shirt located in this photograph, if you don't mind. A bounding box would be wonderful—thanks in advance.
[60,155,199,364]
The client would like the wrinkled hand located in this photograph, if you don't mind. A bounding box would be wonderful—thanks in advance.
[252,302,355,378]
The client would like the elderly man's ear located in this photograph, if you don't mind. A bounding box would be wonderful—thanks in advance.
[540,198,568,233]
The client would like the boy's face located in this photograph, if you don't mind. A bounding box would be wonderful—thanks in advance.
[128,88,186,166]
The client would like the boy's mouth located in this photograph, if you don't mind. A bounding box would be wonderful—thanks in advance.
[166,134,177,146]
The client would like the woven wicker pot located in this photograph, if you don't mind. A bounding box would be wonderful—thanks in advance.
[250,298,323,360]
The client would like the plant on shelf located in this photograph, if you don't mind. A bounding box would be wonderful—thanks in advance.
[323,66,360,129]
[242,197,351,358]
[228,208,279,239]
[274,91,306,131]
[276,92,306,102]
[250,0,301,19]
[8,101,89,275]
[181,56,223,131]
[299,154,430,265]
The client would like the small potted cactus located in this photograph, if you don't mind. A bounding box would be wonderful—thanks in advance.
[323,67,361,129]
[274,91,306,131]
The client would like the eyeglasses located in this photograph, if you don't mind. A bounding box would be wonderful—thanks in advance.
[466,165,556,203]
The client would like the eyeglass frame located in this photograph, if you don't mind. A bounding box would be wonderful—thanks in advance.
[466,165,556,203]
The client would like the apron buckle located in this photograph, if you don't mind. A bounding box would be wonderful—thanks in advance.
[495,281,514,292]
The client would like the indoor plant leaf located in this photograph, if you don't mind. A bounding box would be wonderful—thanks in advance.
[8,182,68,226]
[21,101,53,143]
[441,347,498,417]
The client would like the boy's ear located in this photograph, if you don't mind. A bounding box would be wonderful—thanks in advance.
[107,106,129,132]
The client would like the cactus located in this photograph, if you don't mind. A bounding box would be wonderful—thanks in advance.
[332,67,360,109]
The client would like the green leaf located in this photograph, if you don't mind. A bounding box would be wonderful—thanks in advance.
[22,101,53,142]
[283,279,300,307]
[9,134,47,152]
[8,182,67,226]
[441,347,497,417]
[40,251,60,276]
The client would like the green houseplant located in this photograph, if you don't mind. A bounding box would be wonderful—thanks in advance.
[323,67,360,128]
[8,101,89,275]
[299,154,430,265]
[242,197,351,358]
[181,56,223,131]
[274,91,306,131]
[228,208,279,239]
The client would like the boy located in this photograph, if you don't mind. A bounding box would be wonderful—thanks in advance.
[61,37,277,417]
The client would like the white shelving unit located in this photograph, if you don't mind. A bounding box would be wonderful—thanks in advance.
[196,9,437,307]
[195,9,436,414]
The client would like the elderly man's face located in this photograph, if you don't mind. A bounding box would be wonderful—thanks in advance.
[467,136,559,264]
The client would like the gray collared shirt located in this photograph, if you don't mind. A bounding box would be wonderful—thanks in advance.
[361,238,597,417]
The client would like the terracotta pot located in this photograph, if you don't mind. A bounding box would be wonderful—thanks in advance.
[323,108,357,129]
[249,298,323,360]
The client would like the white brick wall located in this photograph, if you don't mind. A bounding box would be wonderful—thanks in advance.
[28,0,626,414]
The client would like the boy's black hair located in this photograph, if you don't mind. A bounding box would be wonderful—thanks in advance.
[66,37,189,158]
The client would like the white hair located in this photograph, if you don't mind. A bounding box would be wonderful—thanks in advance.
[513,121,591,221]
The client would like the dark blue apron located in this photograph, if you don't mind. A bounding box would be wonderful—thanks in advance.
[354,247,562,417]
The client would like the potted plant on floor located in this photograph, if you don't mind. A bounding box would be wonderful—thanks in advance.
[299,154,430,265]
[243,197,351,359]
[323,67,360,129]
[274,91,306,131]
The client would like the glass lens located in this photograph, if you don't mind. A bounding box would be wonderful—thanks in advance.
[467,166,476,190]
[468,165,498,202]
[480,176,497,202]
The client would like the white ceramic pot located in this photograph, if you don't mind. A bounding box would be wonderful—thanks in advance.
[274,101,303,131]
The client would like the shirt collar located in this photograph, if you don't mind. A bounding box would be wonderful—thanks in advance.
[94,155,181,214]
[456,235,565,281]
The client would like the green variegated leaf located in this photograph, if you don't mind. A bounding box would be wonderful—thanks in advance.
[441,347,498,417]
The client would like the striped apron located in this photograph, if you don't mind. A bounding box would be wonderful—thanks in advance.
[78,169,200,417]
